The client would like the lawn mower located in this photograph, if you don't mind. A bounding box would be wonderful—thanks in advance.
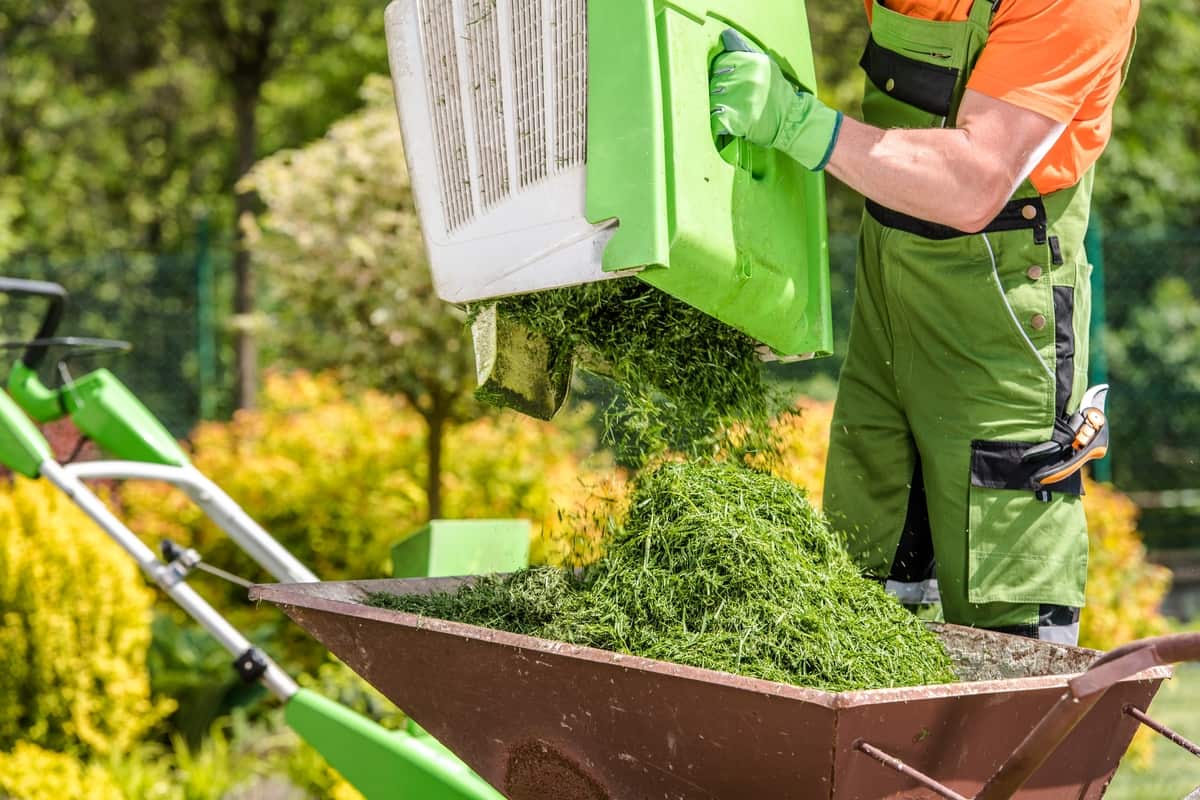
[0,277,507,800]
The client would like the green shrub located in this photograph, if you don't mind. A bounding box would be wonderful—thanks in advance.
[0,478,171,757]
[102,710,362,800]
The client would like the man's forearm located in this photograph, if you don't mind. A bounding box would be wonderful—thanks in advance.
[825,116,1024,232]
[704,41,1067,227]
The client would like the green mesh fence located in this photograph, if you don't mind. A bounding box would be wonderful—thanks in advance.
[1102,229,1200,550]
[0,245,231,437]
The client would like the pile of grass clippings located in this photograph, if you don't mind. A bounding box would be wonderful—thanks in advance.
[369,460,957,692]
[481,280,773,464]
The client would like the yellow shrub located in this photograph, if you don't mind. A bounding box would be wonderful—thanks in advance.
[119,371,617,583]
[1077,481,1171,649]
[0,743,123,800]
[765,399,1170,649]
[0,478,170,757]
[120,371,428,583]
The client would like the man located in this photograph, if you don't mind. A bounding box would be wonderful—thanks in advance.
[710,0,1138,644]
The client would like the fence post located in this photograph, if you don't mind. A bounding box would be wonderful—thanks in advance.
[1085,212,1112,483]
[195,214,218,420]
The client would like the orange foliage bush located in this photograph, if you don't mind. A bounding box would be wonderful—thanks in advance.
[1077,481,1171,649]
[118,371,620,585]
[759,398,835,509]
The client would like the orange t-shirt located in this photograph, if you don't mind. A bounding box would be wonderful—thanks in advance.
[863,0,1139,194]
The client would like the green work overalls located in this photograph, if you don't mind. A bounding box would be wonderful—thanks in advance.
[823,0,1095,639]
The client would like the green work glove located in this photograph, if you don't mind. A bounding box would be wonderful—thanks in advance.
[709,29,843,171]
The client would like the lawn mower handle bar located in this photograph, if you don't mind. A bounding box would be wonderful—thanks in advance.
[0,278,67,370]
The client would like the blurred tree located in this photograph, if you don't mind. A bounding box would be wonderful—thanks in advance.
[1094,0,1200,230]
[243,78,477,519]
[0,2,226,256]
[1108,277,1200,490]
[164,0,386,410]
[0,0,390,409]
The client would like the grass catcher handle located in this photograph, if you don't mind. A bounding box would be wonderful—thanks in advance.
[0,278,68,370]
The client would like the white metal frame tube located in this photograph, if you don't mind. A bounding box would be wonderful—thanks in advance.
[64,461,318,584]
[40,459,299,701]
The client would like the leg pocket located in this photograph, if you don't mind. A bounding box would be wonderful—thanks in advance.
[967,441,1088,607]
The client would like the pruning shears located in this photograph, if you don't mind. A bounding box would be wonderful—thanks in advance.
[1023,384,1110,488]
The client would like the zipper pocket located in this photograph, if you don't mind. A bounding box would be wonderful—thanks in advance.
[898,46,953,60]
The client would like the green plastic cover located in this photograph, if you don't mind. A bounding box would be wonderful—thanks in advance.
[0,389,52,478]
[392,519,531,579]
[588,0,833,358]
[62,369,188,467]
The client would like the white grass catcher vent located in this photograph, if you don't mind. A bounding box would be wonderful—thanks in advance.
[385,0,615,304]
[384,0,834,367]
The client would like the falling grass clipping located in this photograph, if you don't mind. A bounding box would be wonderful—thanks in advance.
[477,280,774,463]
[369,460,956,691]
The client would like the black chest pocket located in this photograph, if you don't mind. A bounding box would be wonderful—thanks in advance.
[860,35,960,117]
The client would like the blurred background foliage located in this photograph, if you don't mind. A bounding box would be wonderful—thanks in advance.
[0,0,1196,795]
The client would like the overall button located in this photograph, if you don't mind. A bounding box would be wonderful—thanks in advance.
[1021,205,1038,221]
[1030,313,1048,331]
[885,78,896,92]
[1027,265,1044,281]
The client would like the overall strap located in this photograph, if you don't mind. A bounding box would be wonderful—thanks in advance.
[967,0,1001,31]
[948,0,1001,126]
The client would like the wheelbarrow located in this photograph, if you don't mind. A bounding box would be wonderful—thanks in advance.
[251,575,1200,800]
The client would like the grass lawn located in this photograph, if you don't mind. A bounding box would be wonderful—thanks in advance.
[1105,664,1200,799]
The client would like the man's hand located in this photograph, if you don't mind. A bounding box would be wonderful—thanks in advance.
[709,29,843,171]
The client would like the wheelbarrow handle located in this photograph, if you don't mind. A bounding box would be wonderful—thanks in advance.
[1089,631,1200,672]
[976,631,1200,800]
[856,632,1200,800]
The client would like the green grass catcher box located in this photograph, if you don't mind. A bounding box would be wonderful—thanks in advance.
[385,0,831,373]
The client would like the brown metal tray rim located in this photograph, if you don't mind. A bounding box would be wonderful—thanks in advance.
[250,579,1172,708]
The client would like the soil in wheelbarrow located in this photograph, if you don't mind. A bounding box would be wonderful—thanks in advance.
[368,459,958,692]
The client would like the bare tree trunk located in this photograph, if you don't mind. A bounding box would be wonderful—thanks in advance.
[425,393,449,521]
[232,81,259,410]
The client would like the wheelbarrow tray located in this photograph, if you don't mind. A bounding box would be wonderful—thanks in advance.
[250,577,1170,800]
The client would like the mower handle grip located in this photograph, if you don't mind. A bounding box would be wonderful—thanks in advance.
[0,279,68,370]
